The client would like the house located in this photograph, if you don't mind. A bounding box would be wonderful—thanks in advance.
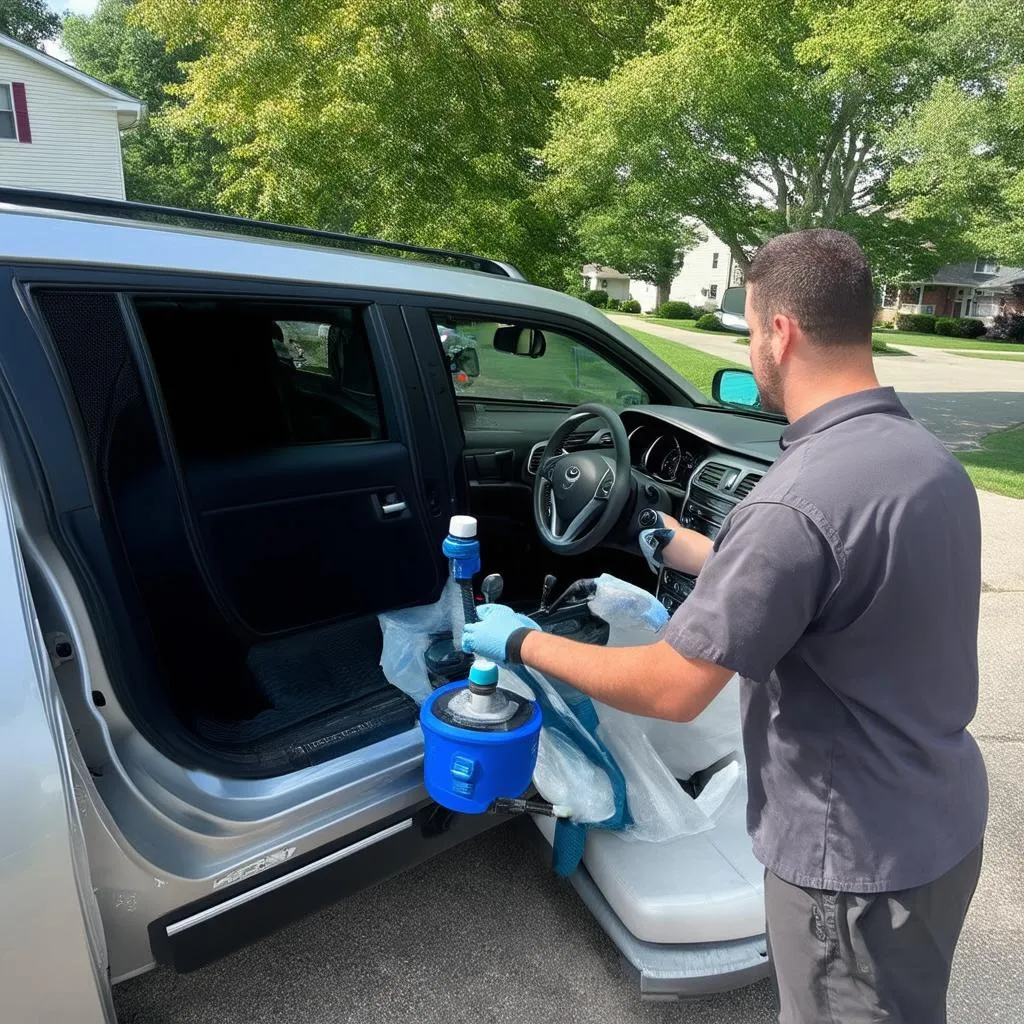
[878,259,1024,324]
[581,264,631,302]
[0,32,144,200]
[581,224,745,312]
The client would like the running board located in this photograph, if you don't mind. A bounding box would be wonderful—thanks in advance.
[148,804,502,972]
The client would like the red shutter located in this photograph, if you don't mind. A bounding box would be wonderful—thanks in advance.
[11,83,31,144]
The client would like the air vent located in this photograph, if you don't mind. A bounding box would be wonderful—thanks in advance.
[734,473,762,500]
[696,463,727,489]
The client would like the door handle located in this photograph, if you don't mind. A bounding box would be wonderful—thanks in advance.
[373,490,408,520]
[382,500,407,516]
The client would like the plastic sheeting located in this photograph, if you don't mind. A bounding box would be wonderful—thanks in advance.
[377,574,744,847]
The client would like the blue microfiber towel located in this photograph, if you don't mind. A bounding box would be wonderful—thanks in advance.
[508,664,631,877]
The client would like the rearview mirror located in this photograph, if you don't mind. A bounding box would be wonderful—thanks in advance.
[712,368,760,409]
[493,325,547,358]
[720,286,746,316]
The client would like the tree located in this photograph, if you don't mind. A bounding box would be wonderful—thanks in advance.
[0,0,59,48]
[886,0,1024,266]
[131,0,662,285]
[62,0,223,211]
[542,0,974,280]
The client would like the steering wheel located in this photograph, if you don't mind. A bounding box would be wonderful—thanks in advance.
[533,403,632,555]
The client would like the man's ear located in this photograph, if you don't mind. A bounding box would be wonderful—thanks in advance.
[771,312,798,362]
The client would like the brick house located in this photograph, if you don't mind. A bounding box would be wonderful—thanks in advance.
[878,259,1024,324]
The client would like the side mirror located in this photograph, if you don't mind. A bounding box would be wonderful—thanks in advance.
[720,286,746,316]
[712,368,760,409]
[493,325,546,358]
[453,347,480,378]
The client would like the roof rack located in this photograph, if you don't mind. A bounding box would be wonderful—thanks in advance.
[0,187,527,281]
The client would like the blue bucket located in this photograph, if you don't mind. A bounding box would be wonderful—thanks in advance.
[420,678,541,814]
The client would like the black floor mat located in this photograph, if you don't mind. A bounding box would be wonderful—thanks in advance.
[194,615,418,774]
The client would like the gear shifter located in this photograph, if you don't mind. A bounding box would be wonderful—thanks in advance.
[481,573,504,605]
[638,507,674,574]
[540,574,558,612]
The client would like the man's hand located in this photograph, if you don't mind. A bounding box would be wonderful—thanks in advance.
[639,513,713,577]
[462,604,539,663]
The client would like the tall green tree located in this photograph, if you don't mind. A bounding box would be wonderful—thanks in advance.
[543,0,975,281]
[886,0,1024,266]
[0,0,59,48]
[62,0,222,210]
[132,0,663,285]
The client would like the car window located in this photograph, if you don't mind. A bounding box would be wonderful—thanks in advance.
[432,316,648,407]
[135,299,385,456]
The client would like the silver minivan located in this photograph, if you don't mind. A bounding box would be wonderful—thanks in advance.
[0,189,781,1020]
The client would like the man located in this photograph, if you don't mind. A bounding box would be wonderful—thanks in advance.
[463,229,988,1023]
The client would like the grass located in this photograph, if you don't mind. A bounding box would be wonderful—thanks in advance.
[732,336,910,357]
[956,351,1024,363]
[642,316,747,339]
[872,329,1021,352]
[955,425,1024,499]
[622,326,745,397]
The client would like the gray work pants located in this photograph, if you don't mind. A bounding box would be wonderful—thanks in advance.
[765,843,983,1023]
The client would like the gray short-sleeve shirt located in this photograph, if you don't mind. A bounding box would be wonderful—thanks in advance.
[664,387,988,893]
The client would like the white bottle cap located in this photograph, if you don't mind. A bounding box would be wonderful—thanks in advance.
[448,515,477,539]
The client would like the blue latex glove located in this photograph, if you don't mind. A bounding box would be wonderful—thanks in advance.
[461,604,539,663]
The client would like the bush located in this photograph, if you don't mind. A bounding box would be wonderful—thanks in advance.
[895,313,937,333]
[953,317,987,338]
[935,318,957,336]
[695,313,722,331]
[985,312,1024,342]
[655,300,694,320]
[583,289,609,308]
[620,299,641,313]
[606,297,621,311]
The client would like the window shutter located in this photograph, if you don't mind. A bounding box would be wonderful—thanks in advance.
[11,83,31,143]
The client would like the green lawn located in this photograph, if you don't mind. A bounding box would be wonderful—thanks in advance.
[955,426,1024,499]
[642,316,747,339]
[956,351,1024,363]
[623,326,745,397]
[872,330,1019,352]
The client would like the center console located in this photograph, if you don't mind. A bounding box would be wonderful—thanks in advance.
[655,455,766,613]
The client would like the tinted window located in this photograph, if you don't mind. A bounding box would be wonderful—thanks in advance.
[432,315,648,407]
[135,299,385,456]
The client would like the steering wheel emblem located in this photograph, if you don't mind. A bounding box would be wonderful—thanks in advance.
[560,464,581,490]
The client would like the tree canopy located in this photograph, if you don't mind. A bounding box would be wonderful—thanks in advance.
[542,0,988,282]
[129,0,662,284]
[0,0,59,48]
[62,0,223,211]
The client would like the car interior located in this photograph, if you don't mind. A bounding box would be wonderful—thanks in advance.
[24,274,772,790]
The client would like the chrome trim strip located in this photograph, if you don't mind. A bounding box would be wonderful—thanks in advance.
[165,818,414,937]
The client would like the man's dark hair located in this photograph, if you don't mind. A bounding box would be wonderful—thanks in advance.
[745,229,875,346]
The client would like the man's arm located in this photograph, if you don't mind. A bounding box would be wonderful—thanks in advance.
[657,514,714,575]
[517,631,734,722]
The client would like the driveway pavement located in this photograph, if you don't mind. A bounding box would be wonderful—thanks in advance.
[112,492,1024,1024]
[610,316,1024,448]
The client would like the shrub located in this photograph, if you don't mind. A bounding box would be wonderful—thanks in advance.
[620,299,641,313]
[655,300,694,320]
[953,317,987,338]
[985,312,1024,342]
[695,313,722,331]
[895,313,937,333]
[583,289,609,308]
[934,318,957,336]
[606,297,621,311]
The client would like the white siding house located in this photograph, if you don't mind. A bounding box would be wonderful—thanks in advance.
[0,33,143,200]
[581,224,745,312]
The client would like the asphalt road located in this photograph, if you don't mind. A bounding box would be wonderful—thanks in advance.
[610,316,1024,448]
[112,491,1024,1024]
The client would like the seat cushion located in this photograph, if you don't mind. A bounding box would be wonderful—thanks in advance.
[535,764,764,944]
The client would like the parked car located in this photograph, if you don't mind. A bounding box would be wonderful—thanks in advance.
[712,285,751,334]
[0,188,780,1021]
